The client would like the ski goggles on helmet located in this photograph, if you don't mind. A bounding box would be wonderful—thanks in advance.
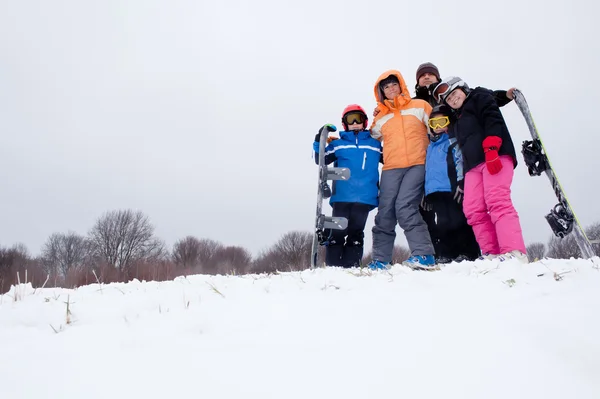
[428,116,450,130]
[343,111,366,125]
[432,77,462,104]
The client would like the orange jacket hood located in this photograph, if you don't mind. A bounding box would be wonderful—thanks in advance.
[374,70,412,109]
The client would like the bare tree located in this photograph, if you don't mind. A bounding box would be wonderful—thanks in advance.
[213,246,252,275]
[172,236,228,274]
[585,222,600,256]
[41,232,92,276]
[545,222,600,259]
[272,231,312,271]
[194,238,225,274]
[252,231,312,273]
[89,210,166,271]
[526,242,546,262]
[172,236,202,269]
[251,249,280,274]
[546,235,579,259]
[0,244,31,293]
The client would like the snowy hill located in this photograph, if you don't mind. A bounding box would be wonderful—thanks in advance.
[1,258,600,399]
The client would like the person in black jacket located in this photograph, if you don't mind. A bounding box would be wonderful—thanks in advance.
[433,77,527,263]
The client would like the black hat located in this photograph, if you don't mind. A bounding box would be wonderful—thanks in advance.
[416,62,441,82]
[430,104,452,118]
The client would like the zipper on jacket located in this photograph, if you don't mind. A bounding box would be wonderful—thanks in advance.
[362,152,366,170]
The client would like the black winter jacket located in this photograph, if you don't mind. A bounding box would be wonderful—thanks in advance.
[447,87,517,173]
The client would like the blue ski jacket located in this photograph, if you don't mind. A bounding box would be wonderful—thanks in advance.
[425,133,464,196]
[313,130,382,207]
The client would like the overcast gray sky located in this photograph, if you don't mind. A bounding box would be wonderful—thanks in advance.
[1,0,598,257]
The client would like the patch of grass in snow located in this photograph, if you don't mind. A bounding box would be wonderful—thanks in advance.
[206,282,225,298]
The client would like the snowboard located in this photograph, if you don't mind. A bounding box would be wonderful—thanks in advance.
[513,89,595,259]
[311,125,351,268]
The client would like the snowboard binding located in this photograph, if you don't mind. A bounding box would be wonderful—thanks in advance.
[545,203,574,238]
[522,139,549,177]
[321,182,332,198]
[316,228,333,246]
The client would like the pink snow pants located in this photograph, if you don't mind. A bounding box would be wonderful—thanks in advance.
[463,156,526,255]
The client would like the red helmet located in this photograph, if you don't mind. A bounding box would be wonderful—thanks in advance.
[341,104,368,131]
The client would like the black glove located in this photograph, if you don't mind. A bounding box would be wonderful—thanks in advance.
[315,124,337,142]
[420,195,432,212]
[454,180,464,204]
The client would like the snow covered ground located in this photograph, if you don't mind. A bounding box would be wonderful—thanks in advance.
[1,257,600,399]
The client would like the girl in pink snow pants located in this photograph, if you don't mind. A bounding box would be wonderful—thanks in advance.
[433,77,527,260]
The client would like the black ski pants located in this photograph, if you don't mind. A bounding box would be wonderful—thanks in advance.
[325,202,372,268]
[423,192,480,261]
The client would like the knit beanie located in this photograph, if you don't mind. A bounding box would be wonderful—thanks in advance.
[416,62,441,82]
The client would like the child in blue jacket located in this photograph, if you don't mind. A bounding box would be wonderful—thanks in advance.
[313,104,383,267]
[424,105,480,263]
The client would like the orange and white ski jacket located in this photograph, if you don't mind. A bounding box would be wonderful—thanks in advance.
[371,70,432,170]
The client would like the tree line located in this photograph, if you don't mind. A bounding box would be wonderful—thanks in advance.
[1,209,598,294]
[526,222,600,262]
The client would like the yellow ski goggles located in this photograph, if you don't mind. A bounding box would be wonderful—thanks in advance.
[428,116,450,130]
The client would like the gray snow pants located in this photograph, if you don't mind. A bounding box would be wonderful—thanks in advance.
[371,165,434,262]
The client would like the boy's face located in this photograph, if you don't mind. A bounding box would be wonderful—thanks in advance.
[429,114,449,135]
[348,122,364,131]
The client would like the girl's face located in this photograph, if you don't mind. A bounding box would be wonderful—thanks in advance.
[446,89,466,109]
[382,82,401,100]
